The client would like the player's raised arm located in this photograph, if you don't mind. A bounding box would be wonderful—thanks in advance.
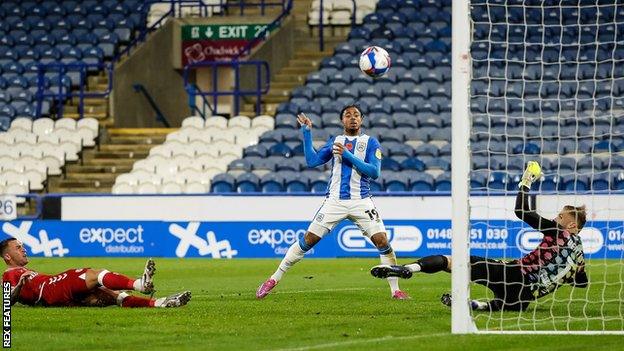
[298,113,332,167]
[333,138,381,180]
[514,161,558,234]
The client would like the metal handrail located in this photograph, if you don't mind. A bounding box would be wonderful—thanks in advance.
[132,83,172,127]
[35,62,113,119]
[187,84,216,117]
[183,60,270,117]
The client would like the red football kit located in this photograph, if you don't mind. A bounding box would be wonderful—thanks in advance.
[2,267,91,306]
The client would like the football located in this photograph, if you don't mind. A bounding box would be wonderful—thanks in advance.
[358,46,391,78]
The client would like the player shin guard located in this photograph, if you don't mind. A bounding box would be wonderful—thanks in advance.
[270,239,311,282]
[97,270,136,290]
[378,245,400,294]
[407,255,449,273]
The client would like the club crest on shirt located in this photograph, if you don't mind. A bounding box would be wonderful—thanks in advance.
[345,142,354,151]
[375,149,382,159]
[356,142,366,152]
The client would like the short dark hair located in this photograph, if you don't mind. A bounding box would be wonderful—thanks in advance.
[564,205,587,230]
[0,238,16,256]
[340,104,363,118]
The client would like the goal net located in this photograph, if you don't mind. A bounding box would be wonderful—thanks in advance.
[452,0,624,333]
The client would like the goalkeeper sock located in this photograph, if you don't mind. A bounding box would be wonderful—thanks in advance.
[379,246,400,293]
[270,239,309,282]
[408,255,449,274]
[97,270,136,290]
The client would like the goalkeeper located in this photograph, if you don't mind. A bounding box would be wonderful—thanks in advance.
[370,161,589,311]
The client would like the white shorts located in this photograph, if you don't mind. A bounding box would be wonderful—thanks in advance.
[307,197,386,238]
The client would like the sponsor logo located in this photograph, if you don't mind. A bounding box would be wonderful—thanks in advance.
[1,222,68,257]
[248,228,306,250]
[79,225,144,247]
[337,225,422,252]
[375,149,382,159]
[516,228,543,253]
[579,227,604,255]
[79,225,145,254]
[345,142,353,151]
[169,222,238,258]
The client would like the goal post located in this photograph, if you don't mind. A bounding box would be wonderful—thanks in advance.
[451,0,477,334]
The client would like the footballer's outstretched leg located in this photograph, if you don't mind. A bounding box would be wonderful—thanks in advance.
[370,265,413,279]
[256,231,321,299]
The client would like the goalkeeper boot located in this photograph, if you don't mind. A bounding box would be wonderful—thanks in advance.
[370,265,413,279]
[256,278,278,299]
[518,161,542,189]
[139,258,156,295]
[156,291,191,308]
[440,293,452,308]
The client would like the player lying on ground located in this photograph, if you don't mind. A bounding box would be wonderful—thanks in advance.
[257,104,409,299]
[1,238,191,308]
[371,161,589,311]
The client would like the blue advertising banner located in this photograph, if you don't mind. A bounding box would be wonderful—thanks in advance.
[0,220,622,259]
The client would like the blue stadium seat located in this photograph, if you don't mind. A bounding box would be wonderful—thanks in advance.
[409,173,434,192]
[0,116,10,131]
[260,174,284,193]
[268,142,292,158]
[434,174,451,191]
[487,171,511,191]
[211,174,236,193]
[236,173,260,193]
[400,158,426,172]
[470,171,488,189]
[381,157,401,171]
[244,144,268,158]
[560,174,590,192]
[384,172,409,192]
[591,172,611,191]
[537,174,562,191]
[228,159,253,173]
[415,143,438,157]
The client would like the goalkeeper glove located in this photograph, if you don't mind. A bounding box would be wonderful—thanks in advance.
[519,161,542,189]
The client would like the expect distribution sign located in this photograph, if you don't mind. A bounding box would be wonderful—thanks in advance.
[181,24,274,65]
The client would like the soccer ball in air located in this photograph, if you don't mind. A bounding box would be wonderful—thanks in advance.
[359,46,391,78]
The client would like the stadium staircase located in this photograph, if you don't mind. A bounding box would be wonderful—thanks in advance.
[240,0,346,116]
[50,1,320,194]
[48,128,172,193]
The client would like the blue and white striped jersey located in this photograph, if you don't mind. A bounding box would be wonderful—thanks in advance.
[314,134,383,200]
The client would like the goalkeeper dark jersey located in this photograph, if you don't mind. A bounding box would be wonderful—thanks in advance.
[514,187,588,298]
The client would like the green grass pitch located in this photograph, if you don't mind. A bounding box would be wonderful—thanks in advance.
[9,258,624,350]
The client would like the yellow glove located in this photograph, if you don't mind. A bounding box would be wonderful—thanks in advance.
[519,161,542,189]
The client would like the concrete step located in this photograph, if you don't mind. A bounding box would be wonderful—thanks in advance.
[82,150,149,160]
[48,186,112,194]
[107,136,165,145]
[281,66,316,75]
[287,58,321,68]
[82,158,138,167]
[49,178,116,189]
[64,104,107,114]
[64,173,119,182]
[274,73,306,83]
[108,128,175,136]
[294,51,334,59]
[99,144,153,152]
[271,81,302,89]
[62,111,108,120]
[65,164,132,174]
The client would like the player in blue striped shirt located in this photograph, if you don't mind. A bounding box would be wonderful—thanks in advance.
[256,105,409,300]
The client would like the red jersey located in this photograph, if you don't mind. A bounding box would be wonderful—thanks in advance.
[2,267,52,306]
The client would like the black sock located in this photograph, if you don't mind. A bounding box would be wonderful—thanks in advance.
[416,255,449,274]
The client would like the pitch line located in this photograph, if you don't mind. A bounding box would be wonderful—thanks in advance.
[269,333,450,351]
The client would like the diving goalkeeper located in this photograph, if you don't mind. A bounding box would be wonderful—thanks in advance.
[370,161,589,311]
